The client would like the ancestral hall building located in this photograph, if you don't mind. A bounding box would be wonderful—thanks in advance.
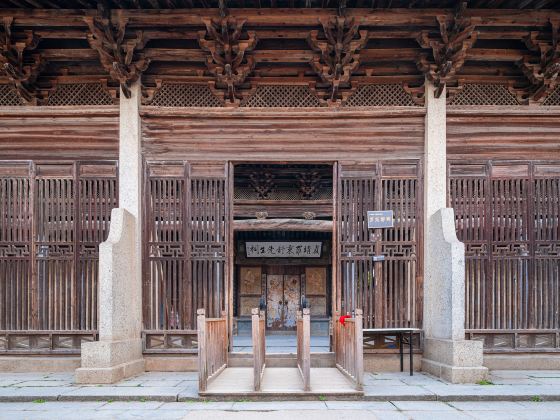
[0,0,559,386]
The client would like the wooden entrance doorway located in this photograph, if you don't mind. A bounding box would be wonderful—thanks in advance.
[265,266,301,331]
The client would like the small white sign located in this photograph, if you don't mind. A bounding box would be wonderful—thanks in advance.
[246,241,322,258]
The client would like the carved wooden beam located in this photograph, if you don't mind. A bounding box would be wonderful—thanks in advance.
[515,19,560,104]
[307,16,367,105]
[249,171,274,199]
[0,16,44,105]
[198,16,257,105]
[416,2,478,98]
[84,5,150,98]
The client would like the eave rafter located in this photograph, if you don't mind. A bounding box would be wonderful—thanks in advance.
[416,1,478,98]
[198,13,258,105]
[515,19,560,104]
[307,14,368,105]
[0,16,43,104]
[84,4,150,98]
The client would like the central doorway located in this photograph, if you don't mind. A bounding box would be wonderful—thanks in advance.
[265,266,301,331]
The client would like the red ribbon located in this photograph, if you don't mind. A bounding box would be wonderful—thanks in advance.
[339,315,351,325]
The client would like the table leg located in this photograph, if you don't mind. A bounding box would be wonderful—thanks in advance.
[409,330,413,376]
[399,333,403,372]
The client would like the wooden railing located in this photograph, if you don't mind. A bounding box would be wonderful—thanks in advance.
[296,308,311,391]
[197,308,228,392]
[334,309,364,390]
[252,308,266,391]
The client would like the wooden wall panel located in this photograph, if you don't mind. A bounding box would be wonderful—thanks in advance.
[0,107,119,160]
[141,108,425,162]
[447,108,560,161]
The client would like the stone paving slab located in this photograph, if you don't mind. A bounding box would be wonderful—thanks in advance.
[58,386,186,402]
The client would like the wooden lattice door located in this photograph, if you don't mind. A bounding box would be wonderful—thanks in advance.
[449,161,560,350]
[143,161,229,352]
[337,162,422,329]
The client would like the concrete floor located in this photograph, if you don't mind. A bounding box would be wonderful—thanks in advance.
[232,335,330,353]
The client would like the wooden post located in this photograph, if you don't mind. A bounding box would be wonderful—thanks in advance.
[354,308,364,390]
[298,308,311,392]
[197,308,207,392]
[252,308,263,391]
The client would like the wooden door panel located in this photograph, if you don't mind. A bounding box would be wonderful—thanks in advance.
[284,274,300,329]
[266,274,284,329]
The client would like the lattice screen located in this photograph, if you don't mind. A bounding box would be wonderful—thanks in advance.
[150,83,223,107]
[449,84,519,106]
[241,85,321,107]
[343,84,417,107]
[542,85,560,106]
[0,85,23,106]
[46,83,114,106]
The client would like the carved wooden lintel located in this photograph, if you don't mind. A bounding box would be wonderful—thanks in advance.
[198,17,258,105]
[249,171,274,199]
[416,2,478,98]
[84,6,150,99]
[297,171,321,199]
[307,16,368,105]
[515,19,560,104]
[0,17,43,105]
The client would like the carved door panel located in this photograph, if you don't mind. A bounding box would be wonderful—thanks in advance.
[283,274,300,329]
[266,274,284,329]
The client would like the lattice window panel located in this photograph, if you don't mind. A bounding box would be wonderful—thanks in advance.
[449,84,519,106]
[0,85,23,106]
[46,83,114,106]
[150,83,223,107]
[344,84,417,107]
[241,85,321,107]
[542,85,560,106]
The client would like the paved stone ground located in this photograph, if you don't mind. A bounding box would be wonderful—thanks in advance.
[1,400,560,419]
[1,370,560,403]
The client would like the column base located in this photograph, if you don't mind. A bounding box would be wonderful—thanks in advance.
[421,338,488,384]
[75,338,145,384]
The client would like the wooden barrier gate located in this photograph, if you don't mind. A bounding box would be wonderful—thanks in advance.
[334,309,364,390]
[197,309,228,392]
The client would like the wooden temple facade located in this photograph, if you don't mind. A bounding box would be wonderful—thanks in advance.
[0,1,559,379]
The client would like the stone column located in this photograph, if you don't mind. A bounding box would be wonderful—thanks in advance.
[75,81,144,383]
[421,80,488,383]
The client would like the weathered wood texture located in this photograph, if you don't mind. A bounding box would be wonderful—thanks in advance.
[447,108,560,160]
[252,308,265,392]
[449,160,560,352]
[0,107,119,160]
[143,161,229,351]
[296,308,311,392]
[0,160,117,354]
[338,161,422,330]
[141,108,425,161]
[197,308,228,393]
[334,309,364,390]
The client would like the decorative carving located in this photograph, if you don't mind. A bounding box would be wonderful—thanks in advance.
[416,2,478,98]
[297,171,321,199]
[198,17,257,105]
[302,211,316,220]
[515,19,560,104]
[307,16,368,104]
[249,171,274,199]
[84,5,150,98]
[255,211,268,220]
[0,17,43,104]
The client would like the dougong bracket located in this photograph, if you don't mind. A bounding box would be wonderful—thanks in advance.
[515,19,560,104]
[198,17,258,105]
[416,2,478,98]
[307,16,368,104]
[85,5,150,98]
[0,17,44,105]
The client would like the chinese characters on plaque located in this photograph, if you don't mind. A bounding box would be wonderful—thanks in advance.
[367,210,394,229]
[245,241,322,258]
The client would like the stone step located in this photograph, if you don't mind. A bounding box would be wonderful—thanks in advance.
[228,352,335,368]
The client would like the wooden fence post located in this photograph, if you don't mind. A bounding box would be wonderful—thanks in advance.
[354,309,364,389]
[197,308,207,392]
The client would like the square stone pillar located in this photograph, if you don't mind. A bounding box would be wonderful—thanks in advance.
[75,81,144,383]
[422,80,488,383]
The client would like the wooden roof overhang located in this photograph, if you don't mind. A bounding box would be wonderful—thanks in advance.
[1,3,560,105]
